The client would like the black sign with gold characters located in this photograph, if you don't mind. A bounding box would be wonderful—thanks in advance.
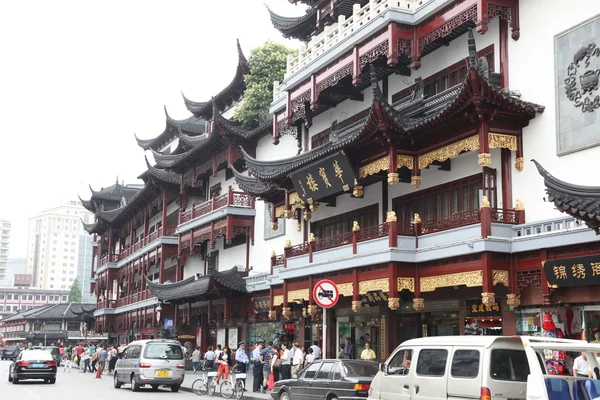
[252,296,271,313]
[290,151,357,204]
[465,299,501,317]
[544,255,600,288]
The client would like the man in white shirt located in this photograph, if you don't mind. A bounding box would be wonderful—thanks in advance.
[292,343,304,373]
[574,352,589,377]
[281,343,292,380]
[310,341,322,360]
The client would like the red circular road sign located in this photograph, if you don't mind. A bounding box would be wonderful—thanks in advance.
[313,279,339,309]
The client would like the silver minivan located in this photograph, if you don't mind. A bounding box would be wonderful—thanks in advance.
[113,339,185,392]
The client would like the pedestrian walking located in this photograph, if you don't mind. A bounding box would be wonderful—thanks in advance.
[191,346,201,373]
[251,342,264,392]
[98,347,108,375]
[204,346,215,371]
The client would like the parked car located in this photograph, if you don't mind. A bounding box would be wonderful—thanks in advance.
[1,346,20,361]
[113,339,185,392]
[368,336,600,400]
[270,360,379,400]
[8,349,57,384]
[41,346,61,367]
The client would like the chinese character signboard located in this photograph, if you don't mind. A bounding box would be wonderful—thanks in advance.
[252,296,270,313]
[290,151,357,203]
[13,274,32,287]
[465,299,501,317]
[544,255,600,288]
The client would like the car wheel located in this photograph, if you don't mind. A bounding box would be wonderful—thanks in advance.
[8,371,12,382]
[113,372,122,389]
[49,378,56,384]
[130,375,140,392]
[151,385,159,391]
[12,376,19,385]
[279,390,290,400]
[171,384,180,393]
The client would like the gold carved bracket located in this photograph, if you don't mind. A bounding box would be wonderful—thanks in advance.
[272,295,284,307]
[418,136,479,169]
[359,156,388,179]
[337,283,353,297]
[397,277,415,292]
[358,278,389,295]
[287,289,309,302]
[488,133,517,151]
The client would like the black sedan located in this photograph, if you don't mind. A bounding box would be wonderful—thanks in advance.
[270,360,379,400]
[8,349,57,384]
[1,346,20,361]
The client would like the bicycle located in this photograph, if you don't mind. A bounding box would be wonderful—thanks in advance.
[219,364,246,399]
[192,361,219,396]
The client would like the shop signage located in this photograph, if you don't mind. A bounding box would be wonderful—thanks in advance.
[465,299,501,317]
[544,255,600,288]
[313,279,339,308]
[252,296,271,313]
[290,151,357,204]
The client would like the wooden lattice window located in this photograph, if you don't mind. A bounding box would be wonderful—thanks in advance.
[311,204,379,238]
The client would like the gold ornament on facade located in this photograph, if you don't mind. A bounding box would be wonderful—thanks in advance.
[397,277,415,292]
[297,224,301,232]
[388,297,400,310]
[351,300,363,313]
[307,304,317,316]
[506,293,521,308]
[420,270,483,292]
[488,133,517,151]
[514,199,524,211]
[492,270,509,287]
[282,307,292,320]
[418,135,479,169]
[275,205,286,218]
[413,213,422,224]
[481,195,491,208]
[337,283,353,297]
[386,211,397,223]
[271,222,278,231]
[288,289,309,302]
[268,309,277,320]
[359,278,389,295]
[285,210,294,219]
[359,156,389,179]
[271,250,276,257]
[310,202,319,212]
[304,210,312,221]
[413,298,425,311]
[387,172,399,185]
[397,155,414,170]
[352,221,360,231]
[284,240,292,249]
[478,153,492,167]
[273,295,284,306]
[309,233,316,242]
[411,175,422,188]
[481,292,495,305]
[352,179,364,198]
[515,157,524,171]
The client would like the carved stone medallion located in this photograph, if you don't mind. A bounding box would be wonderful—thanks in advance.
[565,42,600,113]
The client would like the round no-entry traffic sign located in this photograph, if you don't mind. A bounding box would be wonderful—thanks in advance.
[313,279,339,308]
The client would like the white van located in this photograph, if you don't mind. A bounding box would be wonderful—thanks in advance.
[367,336,600,400]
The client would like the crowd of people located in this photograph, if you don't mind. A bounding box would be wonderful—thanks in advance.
[55,343,122,375]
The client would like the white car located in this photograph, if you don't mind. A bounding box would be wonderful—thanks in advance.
[368,336,600,400]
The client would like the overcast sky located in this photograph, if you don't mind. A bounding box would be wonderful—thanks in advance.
[0,0,301,258]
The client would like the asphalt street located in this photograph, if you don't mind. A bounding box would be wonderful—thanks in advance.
[0,359,202,400]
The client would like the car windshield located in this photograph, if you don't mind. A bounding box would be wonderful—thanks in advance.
[143,343,183,360]
[4,346,16,351]
[342,362,379,377]
[22,351,53,361]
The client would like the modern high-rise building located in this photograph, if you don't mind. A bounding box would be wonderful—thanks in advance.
[0,258,27,287]
[0,221,10,284]
[25,201,95,301]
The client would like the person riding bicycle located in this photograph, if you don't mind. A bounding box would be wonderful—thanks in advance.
[215,346,232,384]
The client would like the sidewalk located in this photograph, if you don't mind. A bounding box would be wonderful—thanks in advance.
[180,368,270,399]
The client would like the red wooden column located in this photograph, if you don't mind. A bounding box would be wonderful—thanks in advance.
[411,155,421,188]
[501,148,513,210]
[310,74,318,111]
[272,114,280,145]
[388,262,399,311]
[226,215,233,245]
[223,297,230,325]
[159,246,165,284]
[387,144,398,185]
[515,134,524,172]
[387,22,398,67]
[481,252,495,305]
[413,265,424,311]
[480,195,492,238]
[476,0,489,34]
[387,212,398,247]
[107,228,114,257]
[410,27,421,70]
[307,276,317,317]
[352,46,361,86]
[161,191,168,236]
[478,120,491,168]
[282,280,291,320]
[510,0,520,40]
[540,249,552,305]
[351,268,361,312]
[499,17,509,88]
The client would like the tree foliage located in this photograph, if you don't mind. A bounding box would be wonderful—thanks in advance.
[68,278,83,303]
[235,41,296,129]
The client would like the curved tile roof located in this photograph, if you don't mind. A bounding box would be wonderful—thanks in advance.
[230,164,279,197]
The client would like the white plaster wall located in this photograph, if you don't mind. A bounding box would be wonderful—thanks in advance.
[388,19,500,100]
[167,201,179,216]
[256,133,299,161]
[183,256,204,279]
[310,181,383,224]
[207,237,247,272]
[509,0,600,223]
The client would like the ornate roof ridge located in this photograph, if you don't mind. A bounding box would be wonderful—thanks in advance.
[266,3,317,31]
[150,148,188,169]
[81,219,100,234]
[89,183,141,203]
[212,98,272,139]
[79,195,95,212]
[143,156,182,185]
[183,40,250,118]
[230,163,279,197]
[533,160,600,199]
[134,106,181,151]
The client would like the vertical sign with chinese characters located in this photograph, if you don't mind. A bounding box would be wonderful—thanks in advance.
[290,151,357,203]
[544,255,600,288]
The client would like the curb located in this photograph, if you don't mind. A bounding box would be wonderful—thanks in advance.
[180,384,270,399]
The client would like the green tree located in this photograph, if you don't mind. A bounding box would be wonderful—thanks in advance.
[235,41,296,128]
[68,278,83,303]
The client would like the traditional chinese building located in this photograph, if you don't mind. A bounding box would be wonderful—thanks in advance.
[84,0,600,358]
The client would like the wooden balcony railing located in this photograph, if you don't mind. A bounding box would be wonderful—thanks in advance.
[180,187,255,224]
[114,225,177,262]
[271,207,524,268]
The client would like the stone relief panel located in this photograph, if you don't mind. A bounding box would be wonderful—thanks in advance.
[555,15,600,155]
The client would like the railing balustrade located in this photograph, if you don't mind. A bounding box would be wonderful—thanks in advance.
[180,189,255,224]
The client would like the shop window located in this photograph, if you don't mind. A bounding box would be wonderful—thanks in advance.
[416,349,448,376]
[316,362,334,380]
[304,362,321,379]
[389,349,413,374]
[451,349,480,378]
[311,204,378,239]
[489,349,530,381]
[393,172,496,226]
